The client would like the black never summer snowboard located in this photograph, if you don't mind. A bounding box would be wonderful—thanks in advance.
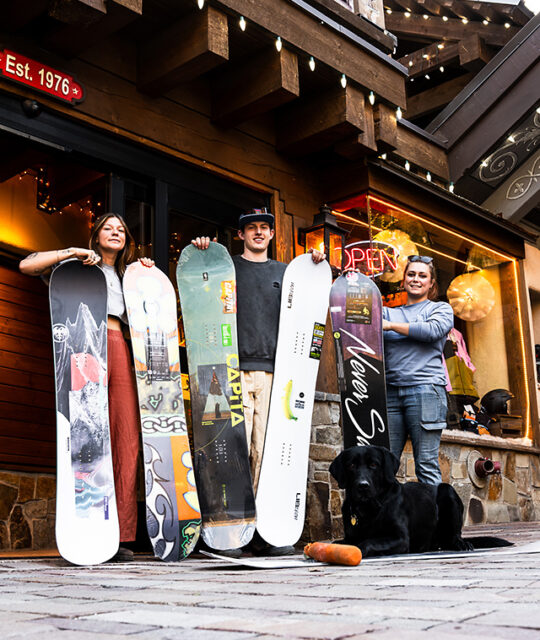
[330,271,390,449]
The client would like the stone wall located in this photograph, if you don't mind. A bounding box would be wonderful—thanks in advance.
[0,471,56,550]
[302,396,540,543]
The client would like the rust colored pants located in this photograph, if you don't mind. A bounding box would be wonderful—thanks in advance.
[107,328,140,542]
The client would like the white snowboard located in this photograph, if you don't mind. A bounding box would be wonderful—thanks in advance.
[255,254,332,547]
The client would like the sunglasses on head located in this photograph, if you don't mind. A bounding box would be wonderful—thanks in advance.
[407,255,433,264]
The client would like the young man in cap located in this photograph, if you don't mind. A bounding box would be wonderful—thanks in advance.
[192,208,324,555]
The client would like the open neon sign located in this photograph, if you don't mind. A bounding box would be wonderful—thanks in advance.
[343,241,398,276]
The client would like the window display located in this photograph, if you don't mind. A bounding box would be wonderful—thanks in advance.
[332,193,532,441]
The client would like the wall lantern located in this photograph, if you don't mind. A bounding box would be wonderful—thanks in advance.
[298,204,348,272]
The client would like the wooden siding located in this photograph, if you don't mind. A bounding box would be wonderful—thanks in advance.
[0,264,55,472]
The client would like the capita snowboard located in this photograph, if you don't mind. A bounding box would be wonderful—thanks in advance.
[49,260,119,565]
[256,254,332,548]
[330,271,389,450]
[123,263,201,561]
[176,243,255,551]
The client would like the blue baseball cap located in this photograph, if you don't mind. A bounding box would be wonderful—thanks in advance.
[238,208,274,230]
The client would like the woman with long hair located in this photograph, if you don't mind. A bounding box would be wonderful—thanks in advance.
[382,255,453,485]
[20,213,153,561]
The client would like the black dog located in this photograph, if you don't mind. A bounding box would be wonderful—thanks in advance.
[330,446,511,557]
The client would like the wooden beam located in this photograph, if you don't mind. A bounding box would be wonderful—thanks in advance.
[138,7,229,97]
[374,103,398,153]
[458,34,493,72]
[439,0,477,21]
[4,0,48,31]
[334,103,377,159]
[277,85,366,156]
[385,13,518,47]
[399,42,459,78]
[406,72,475,119]
[215,0,407,108]
[212,48,299,128]
[394,124,449,179]
[414,0,442,16]
[48,0,106,25]
[44,0,143,58]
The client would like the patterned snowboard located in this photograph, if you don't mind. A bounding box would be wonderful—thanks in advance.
[256,254,332,548]
[123,263,201,561]
[49,260,119,565]
[177,243,256,551]
[330,271,389,449]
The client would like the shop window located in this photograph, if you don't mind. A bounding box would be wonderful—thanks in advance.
[332,193,532,442]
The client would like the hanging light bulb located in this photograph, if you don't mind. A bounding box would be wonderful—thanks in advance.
[239,16,246,31]
[404,11,411,17]
[462,17,468,24]
[396,106,402,120]
[442,15,449,21]
[408,60,413,67]
[482,19,488,25]
[426,171,432,182]
[425,74,430,80]
[309,56,316,71]
[440,66,444,72]
[386,7,392,14]
[368,91,375,106]
[405,160,410,171]
[423,14,429,19]
[340,73,347,88]
[438,43,444,49]
[275,36,282,52]
[504,22,511,28]
[449,182,455,193]
[197,0,204,8]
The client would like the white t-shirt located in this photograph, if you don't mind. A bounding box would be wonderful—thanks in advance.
[100,263,128,324]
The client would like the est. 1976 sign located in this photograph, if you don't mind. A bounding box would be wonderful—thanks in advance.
[0,49,85,105]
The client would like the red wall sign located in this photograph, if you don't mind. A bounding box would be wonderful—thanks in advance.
[0,50,85,105]
[344,241,398,276]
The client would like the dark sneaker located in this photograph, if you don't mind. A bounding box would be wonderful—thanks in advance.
[255,544,295,557]
[216,548,243,558]
[109,547,134,562]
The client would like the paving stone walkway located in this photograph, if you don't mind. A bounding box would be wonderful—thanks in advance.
[0,522,539,640]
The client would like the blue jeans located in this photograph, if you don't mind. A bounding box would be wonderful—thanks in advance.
[387,384,447,485]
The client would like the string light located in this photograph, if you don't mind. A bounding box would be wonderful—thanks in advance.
[507,135,516,143]
[442,15,449,21]
[462,17,468,24]
[408,60,413,67]
[239,16,246,31]
[439,66,444,72]
[425,74,430,80]
[504,22,511,28]
[340,73,347,88]
[481,159,489,168]
[423,13,429,19]
[405,160,410,171]
[482,19,489,25]
[404,11,411,17]
[197,0,204,8]
[368,91,375,106]
[396,106,402,119]
[275,36,282,52]
[449,182,454,193]
[386,7,392,13]
[426,171,432,182]
[380,153,387,160]
[422,53,429,59]
[438,43,444,49]
[309,56,316,71]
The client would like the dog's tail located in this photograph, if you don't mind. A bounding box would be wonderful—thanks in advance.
[465,536,513,549]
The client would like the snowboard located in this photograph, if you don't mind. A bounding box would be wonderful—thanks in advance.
[123,262,201,561]
[330,271,389,450]
[256,254,332,548]
[49,260,119,565]
[176,243,256,551]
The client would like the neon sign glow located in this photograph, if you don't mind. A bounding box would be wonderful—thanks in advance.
[343,241,398,276]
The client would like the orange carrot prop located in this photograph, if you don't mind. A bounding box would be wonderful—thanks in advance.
[304,542,362,566]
